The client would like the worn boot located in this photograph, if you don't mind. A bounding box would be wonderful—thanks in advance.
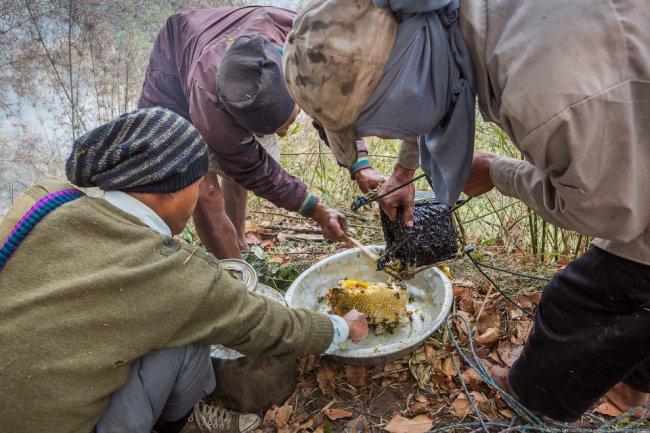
[179,401,261,433]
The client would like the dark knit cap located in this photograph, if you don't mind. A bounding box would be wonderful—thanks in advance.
[217,35,295,134]
[66,108,208,193]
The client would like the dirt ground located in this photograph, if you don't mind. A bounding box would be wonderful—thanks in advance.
[208,236,649,433]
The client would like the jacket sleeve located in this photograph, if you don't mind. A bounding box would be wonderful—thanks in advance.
[397,136,420,170]
[189,82,319,216]
[167,262,335,358]
[489,81,650,243]
[312,120,373,176]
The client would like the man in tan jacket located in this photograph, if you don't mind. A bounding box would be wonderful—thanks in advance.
[284,0,649,421]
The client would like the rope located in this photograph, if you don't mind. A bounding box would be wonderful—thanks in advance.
[464,246,536,319]
[432,314,650,432]
[351,174,428,212]
[466,249,551,282]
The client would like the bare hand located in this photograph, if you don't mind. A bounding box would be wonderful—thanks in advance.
[463,151,498,197]
[353,168,389,194]
[377,164,416,227]
[311,203,349,241]
[343,309,369,343]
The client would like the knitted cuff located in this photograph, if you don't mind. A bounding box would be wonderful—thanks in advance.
[297,193,319,217]
[306,312,336,355]
[348,158,372,178]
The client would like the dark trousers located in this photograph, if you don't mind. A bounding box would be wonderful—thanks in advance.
[509,247,650,422]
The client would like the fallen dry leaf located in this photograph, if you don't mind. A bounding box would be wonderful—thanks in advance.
[454,311,472,336]
[429,372,454,392]
[245,232,262,245]
[346,365,366,387]
[448,394,472,418]
[508,308,524,321]
[453,285,470,298]
[475,327,500,345]
[475,307,500,334]
[452,280,476,289]
[298,355,318,375]
[409,401,431,413]
[496,341,523,367]
[384,362,404,373]
[448,392,489,418]
[267,255,285,265]
[260,238,275,248]
[323,408,353,421]
[263,404,293,428]
[461,368,483,390]
[344,416,368,433]
[593,402,622,417]
[458,297,475,315]
[514,293,542,309]
[275,404,293,427]
[316,367,337,396]
[488,350,502,365]
[295,419,314,431]
[384,415,433,433]
[441,356,459,377]
[245,221,260,231]
[414,394,428,403]
[510,320,533,345]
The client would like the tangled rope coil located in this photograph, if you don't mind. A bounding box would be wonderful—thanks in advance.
[437,314,650,432]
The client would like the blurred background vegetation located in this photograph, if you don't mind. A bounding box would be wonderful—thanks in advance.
[0,0,589,289]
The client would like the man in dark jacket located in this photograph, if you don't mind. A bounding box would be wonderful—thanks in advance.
[139,6,369,258]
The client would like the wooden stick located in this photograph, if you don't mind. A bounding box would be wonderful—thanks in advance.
[345,235,380,262]
[345,235,402,280]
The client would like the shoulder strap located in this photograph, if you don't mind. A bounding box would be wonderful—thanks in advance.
[0,188,84,272]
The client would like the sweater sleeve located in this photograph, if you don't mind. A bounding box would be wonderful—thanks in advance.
[189,83,318,216]
[167,262,334,358]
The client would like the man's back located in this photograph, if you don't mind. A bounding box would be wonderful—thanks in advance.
[460,0,650,264]
[139,6,295,119]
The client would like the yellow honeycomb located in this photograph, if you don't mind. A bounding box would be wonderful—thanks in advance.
[327,280,408,326]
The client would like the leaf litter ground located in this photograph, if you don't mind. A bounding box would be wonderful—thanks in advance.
[205,210,649,433]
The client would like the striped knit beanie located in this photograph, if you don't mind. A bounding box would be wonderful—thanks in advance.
[66,108,208,193]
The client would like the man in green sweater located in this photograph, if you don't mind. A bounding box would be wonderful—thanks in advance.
[0,108,368,433]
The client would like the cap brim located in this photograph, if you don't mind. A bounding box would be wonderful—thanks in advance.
[323,127,358,167]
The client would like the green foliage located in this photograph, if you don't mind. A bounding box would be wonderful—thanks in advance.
[181,227,199,245]
[251,244,268,261]
[244,248,301,293]
[270,112,588,270]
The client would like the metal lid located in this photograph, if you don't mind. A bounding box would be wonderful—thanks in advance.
[220,259,258,292]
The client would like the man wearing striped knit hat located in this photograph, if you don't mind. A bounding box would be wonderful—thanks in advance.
[0,108,368,433]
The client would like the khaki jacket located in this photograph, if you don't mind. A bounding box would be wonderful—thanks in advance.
[460,0,650,264]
